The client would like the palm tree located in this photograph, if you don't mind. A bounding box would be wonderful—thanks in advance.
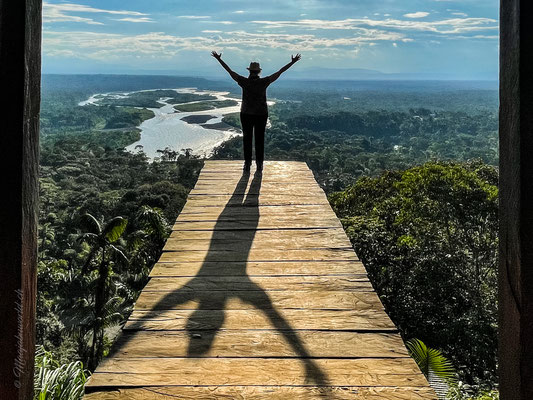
[125,206,169,289]
[78,214,128,370]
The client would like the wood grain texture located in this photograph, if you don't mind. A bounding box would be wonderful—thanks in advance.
[89,358,428,387]
[110,331,407,358]
[134,290,387,311]
[171,219,342,231]
[85,161,434,399]
[0,0,42,398]
[143,276,373,292]
[499,1,533,398]
[159,248,358,262]
[186,195,330,207]
[124,309,396,331]
[85,386,437,400]
[149,260,368,277]
[167,228,352,248]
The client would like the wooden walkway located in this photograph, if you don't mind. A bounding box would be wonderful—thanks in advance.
[85,161,436,399]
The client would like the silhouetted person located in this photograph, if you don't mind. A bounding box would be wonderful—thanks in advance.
[212,51,301,172]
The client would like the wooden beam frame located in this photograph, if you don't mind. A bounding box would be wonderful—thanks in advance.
[0,0,42,398]
[499,1,533,399]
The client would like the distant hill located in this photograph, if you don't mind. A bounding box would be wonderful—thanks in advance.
[291,67,386,80]
[41,74,233,95]
[64,66,496,82]
[41,74,498,104]
[287,68,497,81]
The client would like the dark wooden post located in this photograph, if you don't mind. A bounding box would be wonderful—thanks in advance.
[0,0,42,398]
[499,1,533,399]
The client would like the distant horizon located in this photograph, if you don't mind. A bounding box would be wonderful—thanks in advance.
[41,69,499,82]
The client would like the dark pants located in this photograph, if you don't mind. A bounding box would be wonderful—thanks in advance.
[240,112,268,166]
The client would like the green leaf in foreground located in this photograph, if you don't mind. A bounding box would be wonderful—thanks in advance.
[407,338,457,384]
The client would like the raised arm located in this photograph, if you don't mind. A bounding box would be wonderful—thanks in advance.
[268,54,301,83]
[211,51,241,82]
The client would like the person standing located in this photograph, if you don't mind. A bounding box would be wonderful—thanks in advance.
[212,51,301,172]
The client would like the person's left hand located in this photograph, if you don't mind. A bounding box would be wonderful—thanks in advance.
[211,51,222,60]
[291,53,302,63]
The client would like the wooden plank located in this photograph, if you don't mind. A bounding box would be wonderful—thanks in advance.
[143,276,373,292]
[149,261,368,277]
[190,189,326,197]
[164,240,352,251]
[159,248,358,263]
[167,228,353,248]
[85,386,437,400]
[88,358,428,388]
[174,215,341,225]
[192,185,322,193]
[178,212,335,219]
[134,290,386,311]
[185,195,329,206]
[200,160,310,169]
[180,203,333,212]
[196,178,319,184]
[110,331,407,358]
[171,220,342,230]
[124,309,396,331]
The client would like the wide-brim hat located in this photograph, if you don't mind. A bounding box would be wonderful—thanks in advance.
[247,62,262,72]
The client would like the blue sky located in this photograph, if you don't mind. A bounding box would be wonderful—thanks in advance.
[42,0,499,79]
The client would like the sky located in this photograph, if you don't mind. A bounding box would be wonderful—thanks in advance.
[42,0,499,79]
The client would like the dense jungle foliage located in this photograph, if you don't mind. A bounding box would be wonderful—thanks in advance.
[216,105,498,192]
[37,75,498,399]
[330,161,498,395]
[38,79,204,371]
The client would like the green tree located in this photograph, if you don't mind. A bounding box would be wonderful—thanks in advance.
[330,161,498,389]
[77,214,129,370]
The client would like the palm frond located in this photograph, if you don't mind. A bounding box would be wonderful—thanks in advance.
[406,338,457,384]
[34,346,88,400]
[135,206,169,240]
[79,242,100,274]
[103,217,128,243]
[79,213,101,235]
[108,244,129,265]
[127,229,149,251]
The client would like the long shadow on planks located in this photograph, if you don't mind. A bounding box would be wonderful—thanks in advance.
[109,170,332,392]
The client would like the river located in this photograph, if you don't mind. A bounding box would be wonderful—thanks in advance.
[79,88,256,160]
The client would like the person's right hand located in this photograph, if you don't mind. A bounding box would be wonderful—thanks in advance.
[211,51,222,60]
[291,54,302,63]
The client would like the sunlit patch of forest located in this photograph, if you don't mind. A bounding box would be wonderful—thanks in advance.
[36,75,498,399]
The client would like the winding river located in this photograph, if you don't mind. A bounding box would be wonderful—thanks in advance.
[79,88,251,160]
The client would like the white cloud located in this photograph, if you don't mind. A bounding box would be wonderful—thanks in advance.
[178,15,211,19]
[393,42,398,47]
[404,12,430,19]
[452,12,468,17]
[202,30,223,33]
[202,21,235,25]
[114,17,154,23]
[233,10,246,14]
[43,2,148,25]
[42,28,407,62]
[251,17,498,35]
